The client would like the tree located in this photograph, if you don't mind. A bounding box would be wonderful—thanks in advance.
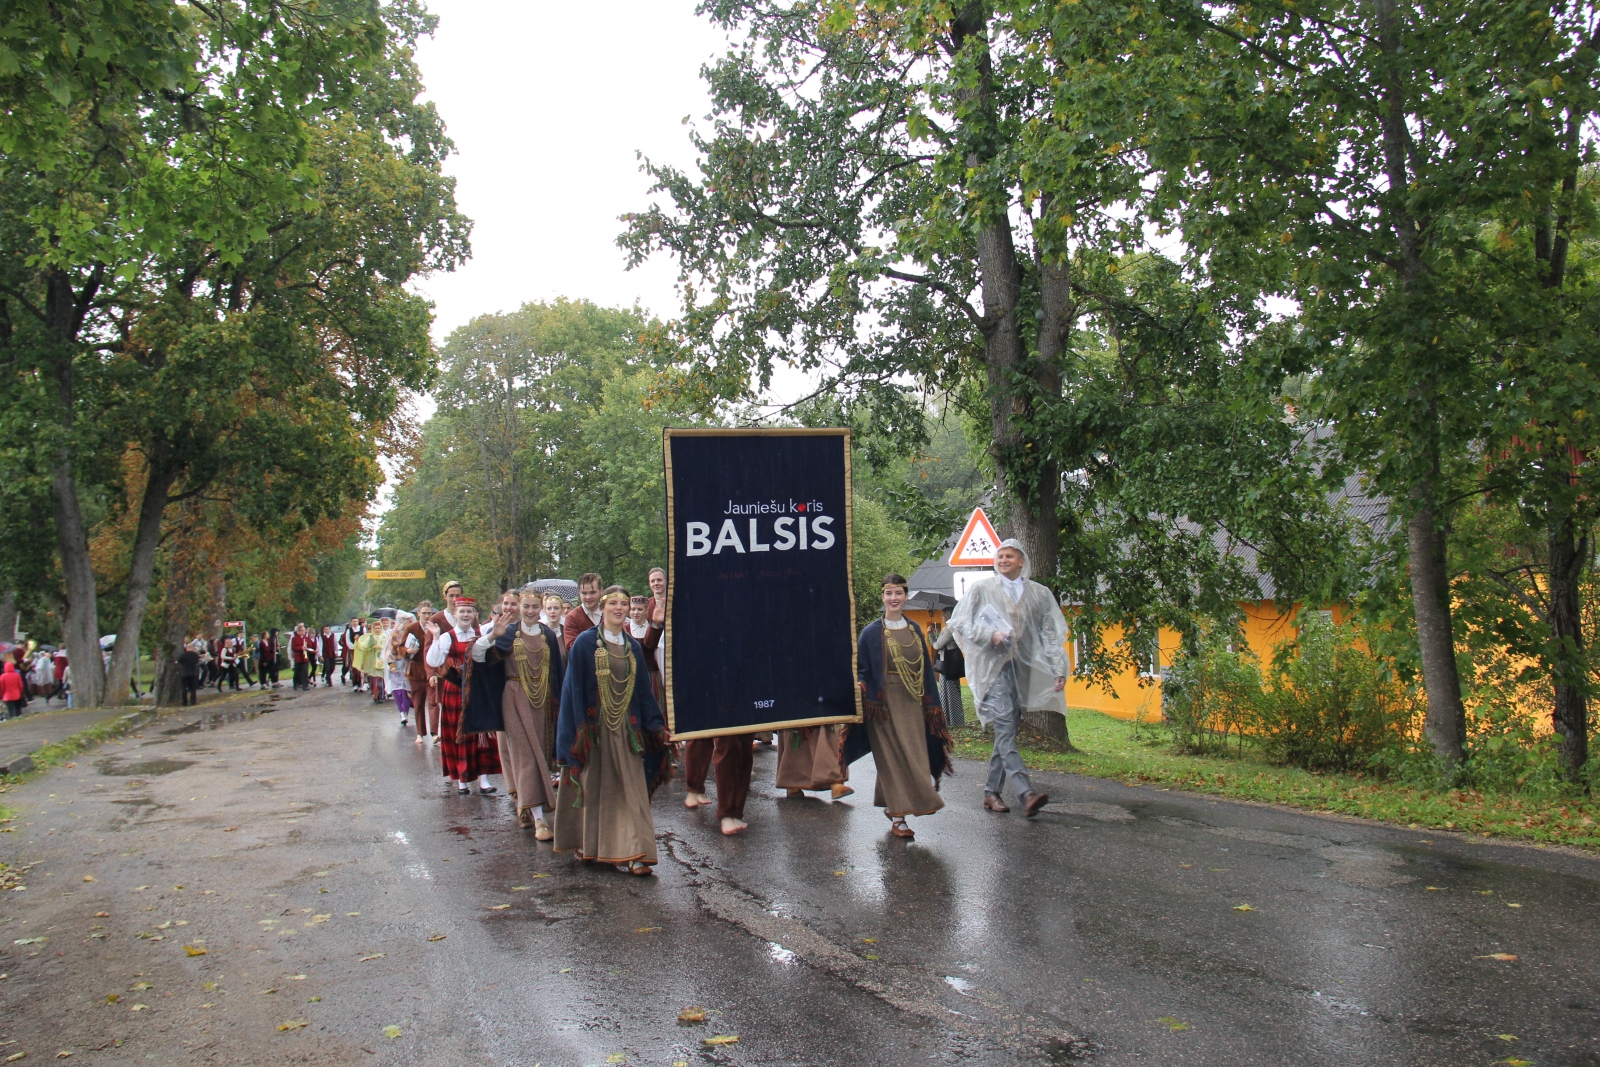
[0,0,467,705]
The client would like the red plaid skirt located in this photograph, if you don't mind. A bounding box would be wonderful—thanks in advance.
[437,680,502,781]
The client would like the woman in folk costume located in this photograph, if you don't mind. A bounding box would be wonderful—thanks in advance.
[553,585,672,875]
[844,573,954,840]
[424,596,503,795]
[776,723,854,801]
[475,586,563,839]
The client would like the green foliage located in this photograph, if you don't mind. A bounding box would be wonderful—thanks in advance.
[1165,614,1421,774]
[849,495,918,624]
[378,300,708,600]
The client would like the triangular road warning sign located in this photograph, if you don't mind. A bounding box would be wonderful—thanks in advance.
[948,507,1001,567]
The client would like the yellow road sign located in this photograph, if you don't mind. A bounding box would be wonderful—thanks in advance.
[366,569,426,580]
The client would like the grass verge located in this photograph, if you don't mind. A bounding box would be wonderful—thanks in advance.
[951,706,1600,851]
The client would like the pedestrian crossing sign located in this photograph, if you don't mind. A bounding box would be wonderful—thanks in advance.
[948,507,1001,567]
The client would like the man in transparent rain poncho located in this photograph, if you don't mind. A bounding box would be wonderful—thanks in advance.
[947,538,1067,818]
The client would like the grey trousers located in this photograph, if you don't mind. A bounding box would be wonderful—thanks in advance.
[979,663,1031,800]
[941,679,965,727]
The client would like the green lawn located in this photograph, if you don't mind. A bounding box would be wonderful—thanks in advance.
[950,699,1600,851]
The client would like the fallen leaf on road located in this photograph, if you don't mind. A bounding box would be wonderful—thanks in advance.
[224,828,237,832]
[202,982,217,991]
[133,886,151,891]
[1506,903,1522,908]
[510,886,532,891]
[172,886,184,890]
[531,873,550,878]
[382,1025,401,1039]
[4,1052,23,1061]
[833,871,845,877]
[863,954,880,960]
[634,927,661,934]
[703,1035,739,1046]
[1499,1060,1533,1067]
[1179,864,1192,869]
[427,934,446,942]
[261,988,279,995]
[53,1054,69,1060]
[359,953,385,962]
[129,1005,147,1012]
[317,888,328,894]
[184,945,207,957]
[1476,953,1519,961]
[559,968,572,973]
[678,1007,706,1023]
[309,915,330,924]
[154,922,171,930]
[104,994,119,1004]
[81,876,93,883]
[276,1020,307,1032]
[312,871,329,877]
[1478,890,1494,896]
[1498,1035,1518,1041]
[12,938,45,946]
[128,982,152,991]
[606,1055,626,1065]
[1426,886,1444,891]
[1233,904,1254,912]
[488,905,511,911]
[862,938,877,943]
[307,997,320,1003]
[1157,1016,1189,1031]
[92,913,109,918]
[288,975,306,981]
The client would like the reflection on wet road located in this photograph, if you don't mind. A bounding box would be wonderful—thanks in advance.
[1,689,1596,1066]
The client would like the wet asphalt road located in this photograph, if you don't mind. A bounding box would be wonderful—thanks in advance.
[0,686,1597,1067]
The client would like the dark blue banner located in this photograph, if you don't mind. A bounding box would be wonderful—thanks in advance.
[664,429,861,738]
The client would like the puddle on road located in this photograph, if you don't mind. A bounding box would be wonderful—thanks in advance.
[98,757,196,777]
[162,708,264,735]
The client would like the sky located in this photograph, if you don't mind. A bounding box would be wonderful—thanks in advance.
[409,0,730,343]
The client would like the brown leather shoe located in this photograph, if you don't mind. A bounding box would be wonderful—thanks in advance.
[1022,791,1050,818]
[982,793,1010,813]
[890,822,915,839]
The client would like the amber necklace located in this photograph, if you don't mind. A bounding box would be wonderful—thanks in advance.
[595,632,635,732]
[885,622,924,700]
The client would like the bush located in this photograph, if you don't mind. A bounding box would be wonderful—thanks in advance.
[1163,613,1420,773]
[1256,613,1421,772]
[1162,629,1265,756]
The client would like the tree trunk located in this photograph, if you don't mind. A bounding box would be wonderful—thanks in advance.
[1407,482,1465,762]
[104,465,179,705]
[44,268,105,707]
[957,7,1067,746]
[1547,520,1590,783]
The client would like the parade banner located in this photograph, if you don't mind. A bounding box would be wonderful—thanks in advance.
[663,428,861,739]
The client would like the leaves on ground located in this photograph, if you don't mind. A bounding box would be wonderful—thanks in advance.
[427,934,446,942]
[1476,953,1519,961]
[358,953,385,962]
[863,954,880,960]
[12,938,45,946]
[129,1005,147,1012]
[128,982,152,991]
[1157,1016,1189,1031]
[184,945,207,956]
[104,994,119,1004]
[634,927,661,933]
[309,914,330,924]
[3,1052,24,1061]
[605,1055,626,1065]
[861,938,877,943]
[487,904,511,911]
[511,886,532,891]
[678,1007,707,1024]
[92,913,109,919]
[276,1020,307,1032]
[1498,1060,1534,1067]
[1233,904,1255,912]
[1498,1035,1518,1041]
[1506,902,1523,908]
[382,1025,402,1039]
[703,1035,739,1046]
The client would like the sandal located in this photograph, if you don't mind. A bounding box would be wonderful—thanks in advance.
[628,861,653,876]
[890,819,914,839]
[534,819,554,842]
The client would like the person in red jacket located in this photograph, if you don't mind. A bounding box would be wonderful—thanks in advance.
[1,661,25,720]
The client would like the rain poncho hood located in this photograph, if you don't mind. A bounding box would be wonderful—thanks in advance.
[947,542,1068,722]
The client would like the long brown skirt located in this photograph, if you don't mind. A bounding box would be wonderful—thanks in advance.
[498,678,556,815]
[775,726,846,790]
[866,633,945,818]
[552,721,658,865]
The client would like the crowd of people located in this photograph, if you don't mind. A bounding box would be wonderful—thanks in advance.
[1,643,76,715]
[353,537,1063,877]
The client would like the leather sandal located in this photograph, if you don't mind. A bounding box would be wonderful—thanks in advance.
[786,788,804,798]
[830,783,855,800]
[628,861,654,876]
[982,793,1010,813]
[889,820,914,839]
[533,819,554,842]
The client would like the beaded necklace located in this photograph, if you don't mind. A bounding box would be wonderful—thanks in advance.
[594,632,635,732]
[885,622,924,700]
[511,628,549,710]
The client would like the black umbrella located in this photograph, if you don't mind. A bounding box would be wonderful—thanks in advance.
[369,607,400,619]
[35,644,57,654]
[905,590,958,612]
